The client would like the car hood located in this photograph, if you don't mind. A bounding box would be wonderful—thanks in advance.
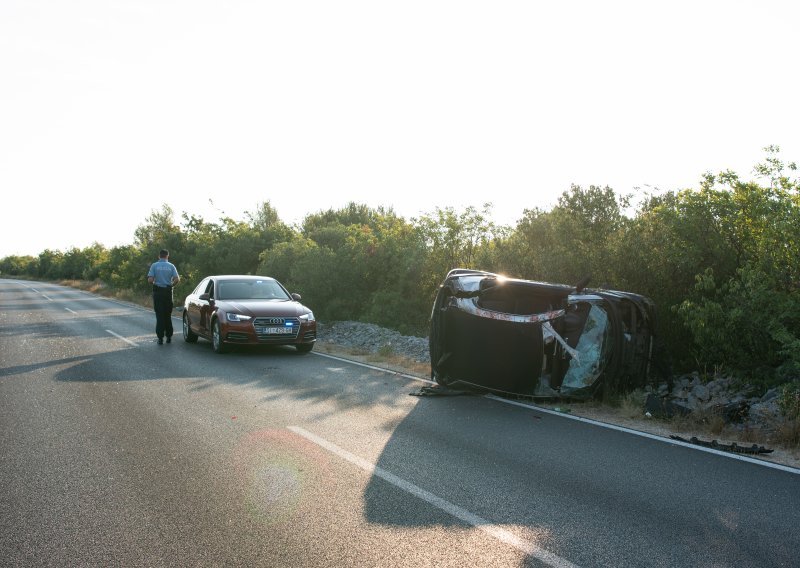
[217,299,308,318]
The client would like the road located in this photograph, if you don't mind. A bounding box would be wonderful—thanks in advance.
[2,280,799,567]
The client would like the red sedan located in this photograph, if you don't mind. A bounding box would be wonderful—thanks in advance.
[182,275,316,354]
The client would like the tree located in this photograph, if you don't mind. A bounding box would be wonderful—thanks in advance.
[673,149,800,379]
[37,249,65,280]
[414,203,507,291]
[97,245,140,290]
[0,255,36,276]
[134,204,183,250]
[495,185,628,286]
[60,243,108,280]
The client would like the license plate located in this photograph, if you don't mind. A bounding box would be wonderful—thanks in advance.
[257,326,294,335]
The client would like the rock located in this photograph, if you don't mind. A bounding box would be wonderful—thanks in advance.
[719,400,750,423]
[692,384,711,402]
[761,388,779,402]
[749,400,781,425]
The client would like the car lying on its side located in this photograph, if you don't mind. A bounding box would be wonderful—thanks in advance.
[428,269,657,399]
[182,275,316,354]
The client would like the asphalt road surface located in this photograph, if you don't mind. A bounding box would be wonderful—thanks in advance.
[2,280,799,567]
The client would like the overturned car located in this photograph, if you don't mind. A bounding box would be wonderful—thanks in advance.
[429,269,657,400]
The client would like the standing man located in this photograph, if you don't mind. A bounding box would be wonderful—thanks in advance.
[147,249,180,344]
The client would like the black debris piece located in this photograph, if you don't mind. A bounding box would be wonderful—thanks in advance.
[645,393,691,418]
[670,435,773,455]
[409,385,477,397]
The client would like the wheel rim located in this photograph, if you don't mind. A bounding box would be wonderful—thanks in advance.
[183,315,189,338]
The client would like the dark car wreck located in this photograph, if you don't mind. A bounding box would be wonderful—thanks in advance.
[428,269,657,400]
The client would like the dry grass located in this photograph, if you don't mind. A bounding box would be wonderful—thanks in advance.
[59,279,151,308]
[619,389,648,419]
[774,419,800,449]
[59,279,106,294]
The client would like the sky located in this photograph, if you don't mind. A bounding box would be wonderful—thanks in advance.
[2,1,798,258]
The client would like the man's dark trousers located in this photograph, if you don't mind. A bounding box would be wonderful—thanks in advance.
[153,286,174,339]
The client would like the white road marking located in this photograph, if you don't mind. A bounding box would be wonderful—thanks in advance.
[313,352,435,385]
[105,329,138,347]
[65,308,77,314]
[42,294,53,301]
[288,426,580,568]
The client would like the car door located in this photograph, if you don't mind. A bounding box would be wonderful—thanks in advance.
[197,278,216,336]
[185,278,210,332]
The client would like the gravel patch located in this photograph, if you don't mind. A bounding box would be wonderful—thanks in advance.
[316,321,430,363]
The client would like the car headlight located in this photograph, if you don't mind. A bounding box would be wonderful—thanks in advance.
[299,312,315,322]
[227,313,252,322]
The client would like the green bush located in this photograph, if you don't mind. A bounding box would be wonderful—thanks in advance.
[678,265,800,383]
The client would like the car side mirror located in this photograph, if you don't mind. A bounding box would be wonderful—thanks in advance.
[291,293,302,301]
[199,293,211,301]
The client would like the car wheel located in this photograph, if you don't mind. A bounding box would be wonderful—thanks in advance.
[295,343,314,354]
[212,319,227,354]
[183,313,198,343]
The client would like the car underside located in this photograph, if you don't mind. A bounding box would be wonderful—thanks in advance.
[429,269,657,400]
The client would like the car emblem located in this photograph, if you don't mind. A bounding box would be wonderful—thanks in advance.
[263,317,284,325]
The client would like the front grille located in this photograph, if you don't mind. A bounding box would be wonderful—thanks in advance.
[253,317,301,341]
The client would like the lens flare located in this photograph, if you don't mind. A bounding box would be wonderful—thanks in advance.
[232,429,330,525]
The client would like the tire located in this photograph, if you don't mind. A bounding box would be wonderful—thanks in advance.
[295,343,314,354]
[183,313,198,343]
[212,319,227,354]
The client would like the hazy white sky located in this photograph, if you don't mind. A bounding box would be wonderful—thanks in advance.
[2,1,798,258]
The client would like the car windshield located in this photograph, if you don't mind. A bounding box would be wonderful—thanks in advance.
[216,280,291,301]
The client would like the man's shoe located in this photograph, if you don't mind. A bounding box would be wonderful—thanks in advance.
[157,338,164,345]
[166,337,172,344]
